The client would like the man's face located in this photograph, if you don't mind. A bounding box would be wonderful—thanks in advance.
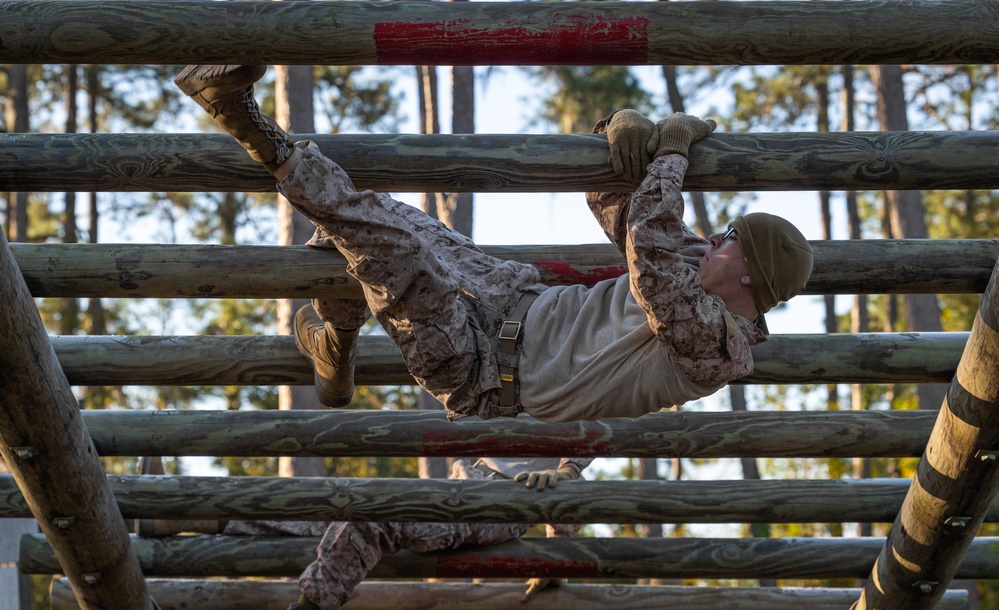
[699,226,751,296]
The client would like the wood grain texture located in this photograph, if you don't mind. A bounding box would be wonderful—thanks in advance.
[4,132,999,193]
[46,579,972,610]
[0,234,152,608]
[20,534,999,580]
[79,408,937,459]
[12,240,999,298]
[858,255,999,609]
[3,474,999,525]
[49,332,967,387]
[0,1,995,65]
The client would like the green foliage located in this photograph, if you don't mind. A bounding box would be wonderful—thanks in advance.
[908,65,998,131]
[315,66,403,134]
[730,66,833,130]
[328,455,419,478]
[218,455,279,478]
[529,66,653,134]
[31,574,52,610]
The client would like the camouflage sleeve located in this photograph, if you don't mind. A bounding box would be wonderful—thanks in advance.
[624,155,753,386]
[585,111,637,256]
[559,457,594,476]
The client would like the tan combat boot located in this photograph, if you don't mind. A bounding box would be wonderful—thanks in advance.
[294,304,359,408]
[174,64,293,173]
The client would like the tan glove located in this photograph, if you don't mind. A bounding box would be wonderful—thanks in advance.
[647,112,717,159]
[605,109,658,184]
[520,577,565,603]
[514,462,581,491]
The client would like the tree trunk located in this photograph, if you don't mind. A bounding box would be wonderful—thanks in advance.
[661,63,711,237]
[817,68,839,411]
[413,62,450,479]
[60,64,80,336]
[435,63,474,237]
[416,65,440,219]
[841,64,874,541]
[4,64,29,243]
[731,386,777,587]
[275,62,326,478]
[83,65,105,335]
[871,64,947,411]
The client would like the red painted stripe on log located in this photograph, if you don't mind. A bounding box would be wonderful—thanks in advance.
[533,260,627,286]
[373,15,649,65]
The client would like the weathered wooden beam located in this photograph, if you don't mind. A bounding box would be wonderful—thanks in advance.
[0,232,153,608]
[13,240,999,299]
[79,409,937,459]
[856,255,999,608]
[3,475,999,525]
[21,535,999,580]
[47,579,973,610]
[1,0,994,66]
[49,332,967,387]
[4,132,999,193]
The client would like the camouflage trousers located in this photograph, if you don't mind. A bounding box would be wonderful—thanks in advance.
[225,459,530,610]
[279,142,546,420]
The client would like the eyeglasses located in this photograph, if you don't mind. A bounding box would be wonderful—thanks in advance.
[722,226,738,241]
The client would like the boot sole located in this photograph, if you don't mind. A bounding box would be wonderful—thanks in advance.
[174,64,267,97]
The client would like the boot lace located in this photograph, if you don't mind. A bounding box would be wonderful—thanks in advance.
[240,88,292,166]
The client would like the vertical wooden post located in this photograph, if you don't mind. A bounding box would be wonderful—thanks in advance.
[0,230,155,609]
[855,254,999,609]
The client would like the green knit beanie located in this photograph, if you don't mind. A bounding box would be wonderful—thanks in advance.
[730,213,813,314]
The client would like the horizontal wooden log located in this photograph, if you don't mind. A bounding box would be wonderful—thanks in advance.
[13,240,999,299]
[4,132,999,193]
[47,579,972,610]
[80,409,938,459]
[50,332,967,387]
[21,535,999,580]
[3,475,999,525]
[1,0,994,66]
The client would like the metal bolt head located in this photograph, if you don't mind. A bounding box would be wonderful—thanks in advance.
[912,580,938,594]
[82,573,99,584]
[52,517,75,528]
[974,450,998,463]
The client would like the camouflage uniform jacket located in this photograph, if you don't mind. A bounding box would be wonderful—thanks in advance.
[519,151,768,423]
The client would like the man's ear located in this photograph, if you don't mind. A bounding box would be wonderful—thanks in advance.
[741,275,752,287]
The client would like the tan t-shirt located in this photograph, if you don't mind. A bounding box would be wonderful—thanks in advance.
[520,276,721,422]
